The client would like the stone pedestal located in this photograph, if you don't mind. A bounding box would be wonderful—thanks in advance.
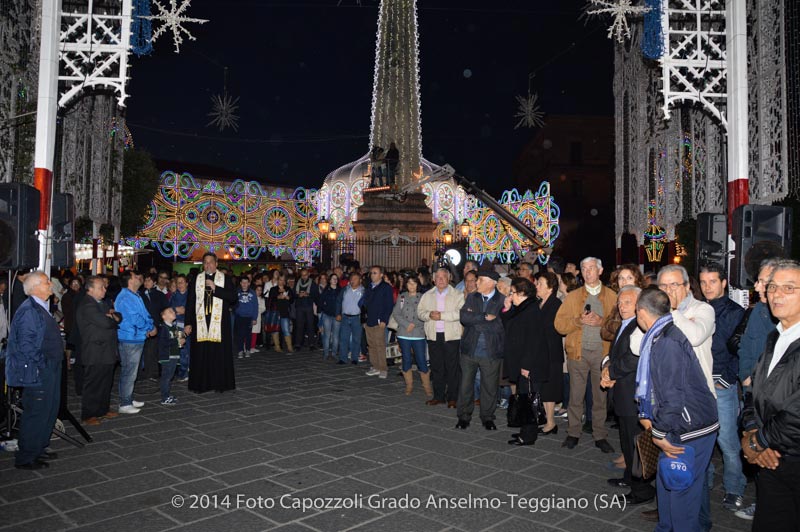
[352,192,438,271]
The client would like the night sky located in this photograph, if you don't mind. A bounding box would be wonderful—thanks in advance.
[125,0,614,197]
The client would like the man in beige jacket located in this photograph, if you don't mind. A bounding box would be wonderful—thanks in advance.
[554,257,617,453]
[418,268,465,407]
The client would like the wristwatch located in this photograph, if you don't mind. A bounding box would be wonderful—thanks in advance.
[748,433,761,452]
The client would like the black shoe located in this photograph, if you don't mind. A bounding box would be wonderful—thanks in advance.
[595,439,615,453]
[607,478,629,488]
[610,422,620,430]
[455,419,470,429]
[625,493,655,505]
[351,361,358,365]
[38,451,58,461]
[562,436,579,449]
[508,437,535,446]
[582,422,593,434]
[483,421,497,431]
[641,509,659,522]
[337,360,346,365]
[15,460,49,470]
[539,425,559,435]
[511,433,520,438]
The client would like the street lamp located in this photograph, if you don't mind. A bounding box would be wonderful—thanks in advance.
[443,230,453,245]
[328,230,337,241]
[317,217,330,235]
[459,218,470,239]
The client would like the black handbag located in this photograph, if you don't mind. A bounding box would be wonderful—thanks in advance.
[512,376,547,427]
[506,394,522,428]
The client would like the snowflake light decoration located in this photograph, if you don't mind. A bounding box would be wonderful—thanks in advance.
[513,93,545,129]
[141,0,208,54]
[207,92,240,132]
[587,0,651,43]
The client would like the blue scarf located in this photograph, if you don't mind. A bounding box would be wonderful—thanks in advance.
[636,313,673,419]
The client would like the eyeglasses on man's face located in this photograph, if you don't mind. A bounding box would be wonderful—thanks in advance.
[658,282,686,291]
[767,283,797,295]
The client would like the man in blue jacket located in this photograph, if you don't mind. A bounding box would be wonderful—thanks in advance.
[234,276,259,358]
[363,266,394,378]
[699,264,746,514]
[5,271,63,469]
[114,272,156,414]
[636,287,719,532]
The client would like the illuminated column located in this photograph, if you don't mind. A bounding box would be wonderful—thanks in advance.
[33,0,62,271]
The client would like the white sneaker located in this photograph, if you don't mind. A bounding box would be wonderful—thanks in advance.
[238,351,244,359]
[245,350,251,358]
[735,503,755,521]
[132,400,145,408]
[365,368,380,376]
[119,405,140,414]
[378,371,388,379]
[250,347,261,353]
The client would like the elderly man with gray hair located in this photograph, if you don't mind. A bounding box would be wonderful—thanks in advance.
[555,257,618,452]
[5,271,63,470]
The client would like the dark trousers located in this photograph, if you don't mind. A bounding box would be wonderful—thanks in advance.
[234,316,252,353]
[427,334,460,402]
[618,414,657,500]
[294,307,315,347]
[81,363,115,420]
[16,357,61,466]
[159,360,178,401]
[141,337,159,379]
[72,345,84,395]
[753,458,800,531]
[457,354,501,423]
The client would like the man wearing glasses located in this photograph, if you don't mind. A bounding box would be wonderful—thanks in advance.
[741,259,800,530]
[156,271,170,295]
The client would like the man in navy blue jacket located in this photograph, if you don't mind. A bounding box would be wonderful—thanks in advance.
[363,266,394,378]
[636,287,718,532]
[234,276,259,358]
[5,272,63,470]
[699,264,746,514]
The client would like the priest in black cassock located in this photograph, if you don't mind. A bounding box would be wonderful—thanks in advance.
[184,252,237,393]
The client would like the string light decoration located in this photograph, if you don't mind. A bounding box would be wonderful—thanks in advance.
[586,0,651,43]
[109,117,134,150]
[132,171,319,261]
[130,0,154,56]
[514,93,545,129]
[207,67,239,132]
[644,199,667,262]
[141,0,208,54]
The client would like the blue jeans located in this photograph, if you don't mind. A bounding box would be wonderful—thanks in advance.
[398,337,428,372]
[177,336,190,379]
[339,315,362,362]
[700,385,746,529]
[119,342,144,407]
[320,314,340,359]
[159,360,178,401]
[474,368,481,400]
[16,357,61,465]
[280,317,292,337]
[234,316,252,353]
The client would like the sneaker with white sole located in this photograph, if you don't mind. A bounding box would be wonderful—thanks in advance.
[238,351,244,359]
[378,371,388,379]
[160,396,178,406]
[118,405,140,414]
[132,400,145,408]
[365,368,380,376]
[734,503,755,520]
[722,493,744,512]
[245,350,251,358]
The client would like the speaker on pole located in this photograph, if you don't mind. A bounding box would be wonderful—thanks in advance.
[731,205,793,288]
[696,213,727,273]
[51,192,75,268]
[0,183,40,270]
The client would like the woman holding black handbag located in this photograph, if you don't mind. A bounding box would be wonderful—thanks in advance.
[502,277,548,446]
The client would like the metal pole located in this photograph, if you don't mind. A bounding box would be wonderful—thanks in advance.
[726,0,749,227]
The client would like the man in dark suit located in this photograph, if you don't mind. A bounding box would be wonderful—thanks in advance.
[601,285,656,504]
[140,273,168,379]
[456,270,506,431]
[77,276,121,426]
[5,271,62,470]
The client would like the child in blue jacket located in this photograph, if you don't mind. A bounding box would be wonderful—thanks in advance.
[234,277,259,358]
[158,307,184,405]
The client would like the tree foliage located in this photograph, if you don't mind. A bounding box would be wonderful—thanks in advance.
[121,149,160,238]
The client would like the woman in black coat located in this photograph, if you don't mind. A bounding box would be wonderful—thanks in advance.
[502,277,548,446]
[534,272,564,434]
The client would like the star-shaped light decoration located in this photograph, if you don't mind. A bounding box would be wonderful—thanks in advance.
[586,0,651,43]
[141,0,208,54]
[207,92,240,132]
[513,93,545,129]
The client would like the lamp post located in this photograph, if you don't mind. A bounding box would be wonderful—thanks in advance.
[459,218,470,239]
[317,217,333,270]
[443,229,453,246]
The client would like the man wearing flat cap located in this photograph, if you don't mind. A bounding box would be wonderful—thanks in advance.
[456,270,506,430]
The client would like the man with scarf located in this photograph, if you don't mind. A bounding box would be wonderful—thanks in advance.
[184,253,237,393]
[635,287,718,532]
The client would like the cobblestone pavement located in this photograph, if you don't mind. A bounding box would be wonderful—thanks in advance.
[1,348,754,532]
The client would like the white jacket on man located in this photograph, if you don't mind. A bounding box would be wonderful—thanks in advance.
[417,285,464,342]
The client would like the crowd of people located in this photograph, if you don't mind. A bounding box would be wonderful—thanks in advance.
[2,251,799,532]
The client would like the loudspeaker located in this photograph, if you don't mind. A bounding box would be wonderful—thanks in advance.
[0,183,40,270]
[696,213,727,273]
[731,205,793,288]
[51,192,74,268]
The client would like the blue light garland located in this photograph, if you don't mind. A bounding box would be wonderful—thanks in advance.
[130,0,153,57]
[641,0,664,60]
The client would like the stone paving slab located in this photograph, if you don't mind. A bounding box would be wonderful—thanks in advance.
[1,349,754,531]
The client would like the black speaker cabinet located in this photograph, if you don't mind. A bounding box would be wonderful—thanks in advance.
[731,205,793,288]
[0,183,40,270]
[696,213,727,273]
[51,192,75,268]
